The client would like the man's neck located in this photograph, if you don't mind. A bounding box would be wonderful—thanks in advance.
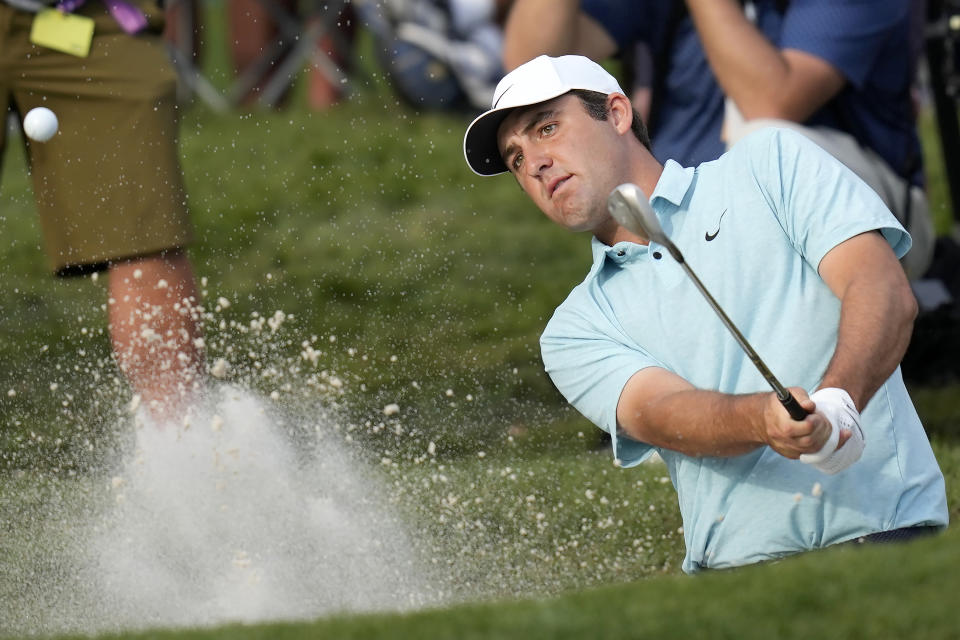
[595,154,664,246]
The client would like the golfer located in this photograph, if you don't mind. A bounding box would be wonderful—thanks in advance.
[463,55,948,572]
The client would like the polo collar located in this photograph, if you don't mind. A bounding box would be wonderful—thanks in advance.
[590,235,645,270]
[589,159,695,272]
[649,159,695,209]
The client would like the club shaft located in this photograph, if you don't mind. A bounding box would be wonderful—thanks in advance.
[668,246,807,421]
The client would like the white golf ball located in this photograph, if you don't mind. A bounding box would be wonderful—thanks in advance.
[23,107,59,142]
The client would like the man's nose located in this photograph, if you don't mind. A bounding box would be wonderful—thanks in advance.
[527,146,552,178]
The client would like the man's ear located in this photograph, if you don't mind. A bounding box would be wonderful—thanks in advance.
[607,93,634,135]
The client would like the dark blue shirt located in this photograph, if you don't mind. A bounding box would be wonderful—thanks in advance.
[582,0,924,184]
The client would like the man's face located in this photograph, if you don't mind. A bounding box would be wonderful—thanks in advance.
[496,93,627,234]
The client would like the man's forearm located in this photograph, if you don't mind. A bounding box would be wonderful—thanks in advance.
[623,388,770,457]
[820,276,917,411]
[684,0,841,121]
[503,0,581,69]
[502,0,616,70]
[617,367,830,460]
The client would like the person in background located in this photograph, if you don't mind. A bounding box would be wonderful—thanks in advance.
[1,0,204,418]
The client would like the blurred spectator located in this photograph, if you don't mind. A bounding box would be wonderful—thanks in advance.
[1,0,204,418]
[503,0,936,281]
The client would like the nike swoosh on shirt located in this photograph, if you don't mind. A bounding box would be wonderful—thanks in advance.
[705,209,728,242]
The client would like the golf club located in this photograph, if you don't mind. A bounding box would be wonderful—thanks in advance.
[607,183,808,421]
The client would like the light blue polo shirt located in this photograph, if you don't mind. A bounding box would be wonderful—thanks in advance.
[540,128,948,573]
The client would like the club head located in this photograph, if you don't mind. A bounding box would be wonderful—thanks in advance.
[607,183,667,245]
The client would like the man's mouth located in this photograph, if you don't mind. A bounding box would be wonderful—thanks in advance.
[548,175,571,198]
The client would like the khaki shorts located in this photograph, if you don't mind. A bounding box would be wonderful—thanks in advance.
[0,1,192,276]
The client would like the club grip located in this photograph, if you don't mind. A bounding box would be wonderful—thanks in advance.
[780,393,809,421]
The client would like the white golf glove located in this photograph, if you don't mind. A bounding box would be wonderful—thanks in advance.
[799,388,865,475]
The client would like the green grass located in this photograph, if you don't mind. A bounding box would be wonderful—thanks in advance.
[67,524,960,640]
[1,26,959,640]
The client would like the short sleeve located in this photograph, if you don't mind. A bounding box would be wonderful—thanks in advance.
[540,289,660,467]
[741,128,910,269]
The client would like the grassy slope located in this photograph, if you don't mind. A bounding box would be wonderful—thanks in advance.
[1,24,958,640]
[68,524,960,640]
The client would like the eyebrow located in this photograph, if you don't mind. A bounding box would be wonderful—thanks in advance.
[500,108,557,168]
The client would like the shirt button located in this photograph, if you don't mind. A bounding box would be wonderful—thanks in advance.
[616,250,626,257]
[653,251,662,259]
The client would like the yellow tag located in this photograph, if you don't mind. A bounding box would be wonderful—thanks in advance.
[29,9,95,58]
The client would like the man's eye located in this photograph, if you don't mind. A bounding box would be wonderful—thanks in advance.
[540,123,557,136]
[512,153,524,170]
